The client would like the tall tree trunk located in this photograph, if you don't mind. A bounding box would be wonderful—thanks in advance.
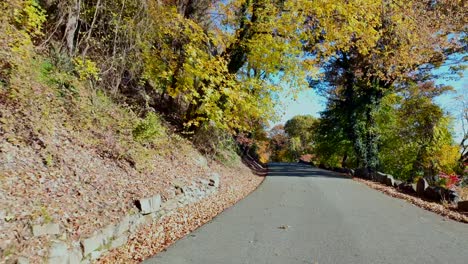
[341,153,348,168]
[365,102,379,171]
[64,0,81,55]
[364,83,386,172]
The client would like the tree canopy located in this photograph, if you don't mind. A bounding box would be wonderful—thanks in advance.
[1,0,466,180]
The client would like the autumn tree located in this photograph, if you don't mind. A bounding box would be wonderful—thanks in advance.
[14,0,466,171]
[377,83,459,180]
[284,115,318,159]
[268,125,289,162]
[309,0,466,172]
[133,0,313,133]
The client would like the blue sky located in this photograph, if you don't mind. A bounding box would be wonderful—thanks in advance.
[274,69,467,143]
[274,88,324,123]
[434,70,467,143]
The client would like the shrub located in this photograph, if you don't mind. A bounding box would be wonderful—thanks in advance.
[73,58,100,81]
[437,172,460,190]
[13,0,46,37]
[192,124,241,166]
[132,112,164,143]
[38,59,78,97]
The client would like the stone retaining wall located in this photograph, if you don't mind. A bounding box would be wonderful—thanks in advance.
[26,173,221,264]
[328,167,466,209]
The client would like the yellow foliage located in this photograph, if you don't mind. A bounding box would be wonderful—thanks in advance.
[14,0,46,37]
[434,144,460,174]
[73,58,100,81]
[257,141,271,164]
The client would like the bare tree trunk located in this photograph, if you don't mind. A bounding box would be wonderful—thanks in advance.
[341,153,348,168]
[64,0,81,55]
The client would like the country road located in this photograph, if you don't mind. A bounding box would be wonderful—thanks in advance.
[144,163,468,264]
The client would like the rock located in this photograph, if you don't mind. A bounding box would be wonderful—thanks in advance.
[375,172,386,183]
[432,188,460,204]
[17,257,29,264]
[458,201,468,211]
[172,179,185,194]
[194,155,208,168]
[128,214,142,233]
[422,185,459,204]
[49,241,68,257]
[81,233,108,256]
[379,174,388,184]
[424,186,443,201]
[416,178,429,196]
[398,182,416,193]
[127,213,153,232]
[48,256,68,264]
[372,173,379,182]
[48,243,83,264]
[373,172,383,183]
[354,168,369,179]
[209,173,220,188]
[48,241,68,264]
[385,175,395,187]
[130,214,152,231]
[186,196,196,204]
[446,190,460,204]
[162,198,179,211]
[394,180,402,188]
[115,216,130,236]
[172,179,184,188]
[90,250,104,261]
[199,179,210,186]
[153,211,164,219]
[68,247,82,264]
[32,223,60,237]
[103,224,115,240]
[110,236,128,249]
[135,194,161,215]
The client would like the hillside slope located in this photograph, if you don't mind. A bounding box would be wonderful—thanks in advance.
[0,37,263,263]
[0,81,263,263]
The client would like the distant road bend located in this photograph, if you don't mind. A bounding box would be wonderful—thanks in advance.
[145,163,468,264]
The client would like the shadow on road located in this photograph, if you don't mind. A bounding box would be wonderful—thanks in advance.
[267,163,351,179]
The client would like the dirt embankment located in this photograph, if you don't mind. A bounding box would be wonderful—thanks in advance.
[1,129,264,263]
[0,94,264,263]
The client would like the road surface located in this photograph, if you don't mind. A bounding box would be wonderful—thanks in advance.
[144,163,468,264]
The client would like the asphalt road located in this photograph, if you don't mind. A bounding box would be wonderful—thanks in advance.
[144,163,468,264]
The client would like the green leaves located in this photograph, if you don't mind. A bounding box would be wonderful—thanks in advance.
[8,0,463,172]
[377,84,459,180]
[132,112,165,143]
[14,0,46,37]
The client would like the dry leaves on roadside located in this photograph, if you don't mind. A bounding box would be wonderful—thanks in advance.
[98,163,264,263]
[354,178,468,224]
